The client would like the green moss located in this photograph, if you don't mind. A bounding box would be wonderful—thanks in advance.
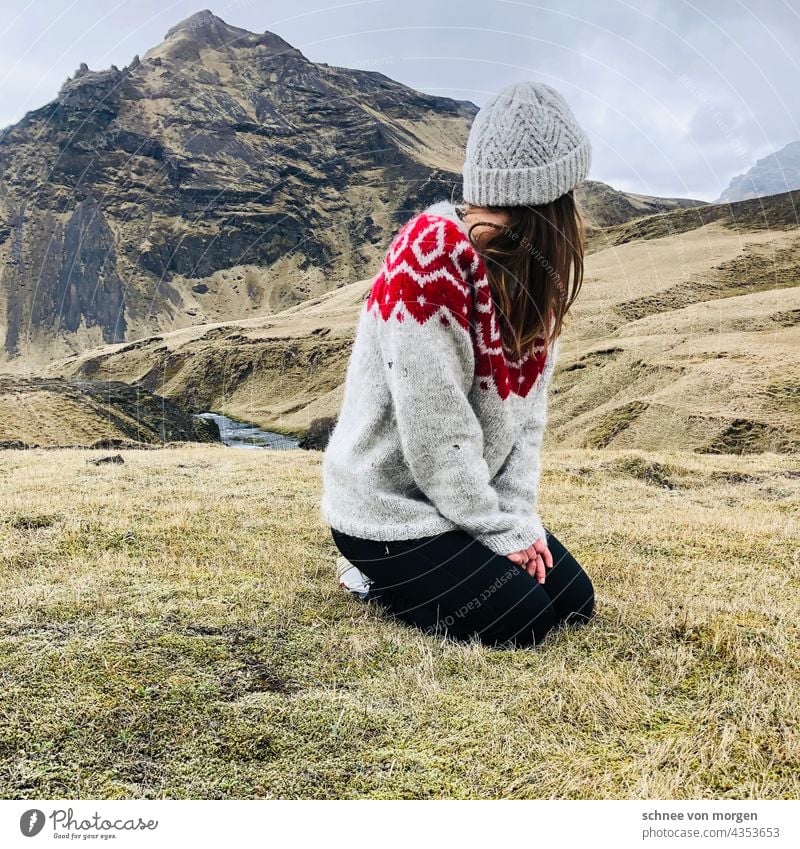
[7,513,57,531]
[584,401,649,448]
[606,456,681,488]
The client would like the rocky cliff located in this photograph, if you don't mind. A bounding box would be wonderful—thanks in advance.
[717,140,800,203]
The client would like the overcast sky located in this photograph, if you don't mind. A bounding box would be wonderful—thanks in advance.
[2,0,798,200]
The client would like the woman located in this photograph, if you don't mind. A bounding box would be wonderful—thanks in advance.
[320,81,595,648]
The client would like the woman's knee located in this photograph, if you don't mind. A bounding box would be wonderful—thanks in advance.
[480,589,557,648]
[542,529,596,626]
[563,581,595,627]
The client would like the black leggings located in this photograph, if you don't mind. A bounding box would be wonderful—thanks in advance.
[330,526,595,648]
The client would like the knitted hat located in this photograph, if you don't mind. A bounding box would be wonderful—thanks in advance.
[462,81,591,207]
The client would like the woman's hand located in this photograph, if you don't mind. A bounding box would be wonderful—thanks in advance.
[506,537,554,584]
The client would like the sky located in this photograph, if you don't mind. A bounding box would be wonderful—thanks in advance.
[1,0,799,201]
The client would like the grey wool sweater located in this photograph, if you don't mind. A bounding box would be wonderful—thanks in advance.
[320,199,561,555]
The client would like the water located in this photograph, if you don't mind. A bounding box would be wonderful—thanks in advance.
[196,412,300,450]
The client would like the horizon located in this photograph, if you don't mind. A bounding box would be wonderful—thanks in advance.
[2,1,799,202]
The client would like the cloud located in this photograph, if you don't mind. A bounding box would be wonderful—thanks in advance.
[1,0,797,200]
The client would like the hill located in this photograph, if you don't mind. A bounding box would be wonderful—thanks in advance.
[0,376,219,448]
[28,190,799,454]
[717,140,800,203]
[577,180,704,229]
[0,9,703,368]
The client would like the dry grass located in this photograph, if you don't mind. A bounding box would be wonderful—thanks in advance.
[1,445,798,799]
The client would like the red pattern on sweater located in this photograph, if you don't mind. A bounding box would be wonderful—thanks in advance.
[366,211,548,400]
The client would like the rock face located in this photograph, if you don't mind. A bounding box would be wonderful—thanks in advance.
[0,10,476,364]
[717,141,800,203]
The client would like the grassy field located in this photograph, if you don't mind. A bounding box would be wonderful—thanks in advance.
[1,444,798,799]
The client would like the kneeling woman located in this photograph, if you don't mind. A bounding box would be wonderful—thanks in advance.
[321,81,595,648]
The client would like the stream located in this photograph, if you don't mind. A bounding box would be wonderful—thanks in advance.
[196,412,300,450]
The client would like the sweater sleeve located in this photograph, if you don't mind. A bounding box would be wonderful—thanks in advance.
[484,337,560,547]
[371,213,545,556]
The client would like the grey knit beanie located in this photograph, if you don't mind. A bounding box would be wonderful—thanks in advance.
[462,81,591,207]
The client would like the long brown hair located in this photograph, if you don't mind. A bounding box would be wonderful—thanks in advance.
[459,190,585,359]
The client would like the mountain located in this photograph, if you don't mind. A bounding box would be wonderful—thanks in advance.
[0,9,476,366]
[0,8,705,369]
[717,140,800,203]
[577,180,704,229]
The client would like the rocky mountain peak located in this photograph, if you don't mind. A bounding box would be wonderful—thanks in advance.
[717,140,800,203]
[164,9,235,42]
[0,10,479,362]
[147,9,303,64]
